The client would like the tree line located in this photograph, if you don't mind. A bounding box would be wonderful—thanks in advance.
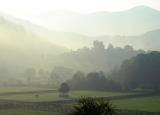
[66,51,160,92]
[67,71,121,91]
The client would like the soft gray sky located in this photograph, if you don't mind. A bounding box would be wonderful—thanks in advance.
[0,0,160,19]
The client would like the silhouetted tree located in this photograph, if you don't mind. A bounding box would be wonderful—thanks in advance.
[59,82,70,97]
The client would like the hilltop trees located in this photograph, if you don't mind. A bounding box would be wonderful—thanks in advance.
[93,40,105,51]
[59,41,144,73]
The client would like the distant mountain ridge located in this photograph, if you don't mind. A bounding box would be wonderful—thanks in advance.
[2,12,160,51]
[31,5,160,36]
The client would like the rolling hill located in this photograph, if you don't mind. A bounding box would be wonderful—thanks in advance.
[0,15,67,78]
[30,5,160,36]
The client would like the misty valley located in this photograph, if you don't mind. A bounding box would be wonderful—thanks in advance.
[0,3,160,115]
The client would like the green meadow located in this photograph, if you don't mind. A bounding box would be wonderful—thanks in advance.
[0,87,159,113]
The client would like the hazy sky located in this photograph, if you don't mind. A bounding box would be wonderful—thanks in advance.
[0,0,160,19]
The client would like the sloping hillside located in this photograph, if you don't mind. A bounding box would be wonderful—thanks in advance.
[0,16,67,76]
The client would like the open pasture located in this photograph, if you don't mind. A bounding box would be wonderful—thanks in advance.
[0,89,136,102]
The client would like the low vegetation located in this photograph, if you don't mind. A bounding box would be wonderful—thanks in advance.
[0,109,60,115]
[70,97,116,115]
[113,96,160,112]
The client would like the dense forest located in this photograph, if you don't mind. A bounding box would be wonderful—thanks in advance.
[67,51,160,92]
[111,51,160,91]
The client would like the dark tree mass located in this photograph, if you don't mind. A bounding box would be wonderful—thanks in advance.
[67,51,160,92]
[112,51,160,91]
[68,71,121,91]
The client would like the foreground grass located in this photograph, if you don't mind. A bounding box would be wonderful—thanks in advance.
[114,96,160,112]
[0,90,135,102]
[0,109,61,115]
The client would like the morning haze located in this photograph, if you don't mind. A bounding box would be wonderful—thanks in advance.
[0,0,160,115]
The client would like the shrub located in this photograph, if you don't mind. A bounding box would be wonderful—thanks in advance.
[70,97,116,115]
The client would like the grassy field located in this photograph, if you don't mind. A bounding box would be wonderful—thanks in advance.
[0,87,159,113]
[0,90,135,102]
[0,109,61,115]
[0,86,51,93]
[113,96,160,112]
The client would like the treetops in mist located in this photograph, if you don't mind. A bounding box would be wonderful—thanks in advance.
[60,40,144,73]
[76,40,139,52]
